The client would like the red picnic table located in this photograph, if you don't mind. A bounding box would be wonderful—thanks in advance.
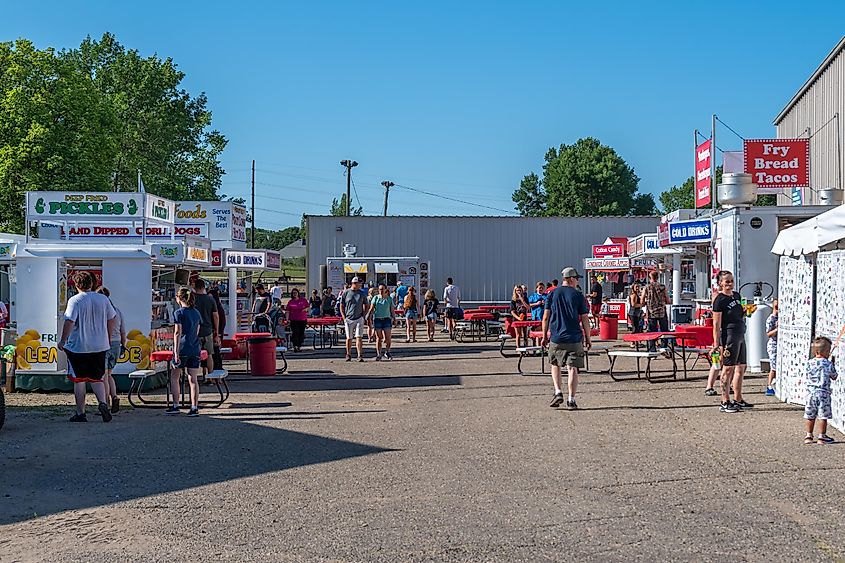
[458,311,494,342]
[128,349,230,408]
[479,305,510,312]
[307,317,341,349]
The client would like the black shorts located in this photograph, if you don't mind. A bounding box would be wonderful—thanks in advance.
[445,307,463,320]
[176,355,201,369]
[721,331,747,366]
[65,350,107,383]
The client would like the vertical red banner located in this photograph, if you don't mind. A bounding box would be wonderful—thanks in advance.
[695,139,712,208]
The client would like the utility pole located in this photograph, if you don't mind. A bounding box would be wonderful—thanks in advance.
[251,159,255,248]
[340,160,358,216]
[381,181,394,216]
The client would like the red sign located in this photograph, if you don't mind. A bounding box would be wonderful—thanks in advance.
[695,139,712,208]
[67,268,103,290]
[657,223,670,247]
[211,250,222,268]
[743,138,810,189]
[592,244,625,258]
[606,301,627,320]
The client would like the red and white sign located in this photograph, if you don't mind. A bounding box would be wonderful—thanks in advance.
[210,249,222,269]
[695,139,712,208]
[592,243,625,258]
[657,223,670,247]
[584,257,630,270]
[44,223,208,239]
[743,138,810,190]
[606,300,627,319]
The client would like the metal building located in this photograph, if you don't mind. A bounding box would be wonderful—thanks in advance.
[774,36,845,204]
[306,215,660,303]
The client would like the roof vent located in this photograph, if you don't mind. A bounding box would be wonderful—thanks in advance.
[718,173,758,207]
[342,244,357,257]
[818,187,844,206]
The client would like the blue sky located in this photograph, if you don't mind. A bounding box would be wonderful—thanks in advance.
[4,2,844,229]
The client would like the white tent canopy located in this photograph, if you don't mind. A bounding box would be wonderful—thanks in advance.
[771,204,845,256]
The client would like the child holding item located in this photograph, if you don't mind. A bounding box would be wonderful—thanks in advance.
[170,287,202,417]
[803,336,837,444]
[765,299,778,396]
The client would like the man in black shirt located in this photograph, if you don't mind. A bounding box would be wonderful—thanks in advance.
[589,275,603,328]
[193,278,219,375]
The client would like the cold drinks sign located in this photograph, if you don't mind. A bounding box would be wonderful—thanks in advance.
[743,139,810,190]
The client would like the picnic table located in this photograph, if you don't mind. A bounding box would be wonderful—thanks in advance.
[128,349,230,408]
[607,332,699,382]
[308,317,341,349]
[674,324,715,347]
[458,311,495,342]
[479,305,510,312]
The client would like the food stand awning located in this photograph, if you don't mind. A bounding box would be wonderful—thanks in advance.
[21,245,151,259]
[771,204,845,256]
[374,262,399,273]
[343,262,368,274]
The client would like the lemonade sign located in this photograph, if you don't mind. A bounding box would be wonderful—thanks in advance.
[124,329,152,369]
[15,329,152,371]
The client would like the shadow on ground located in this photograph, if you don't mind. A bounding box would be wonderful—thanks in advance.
[0,409,396,526]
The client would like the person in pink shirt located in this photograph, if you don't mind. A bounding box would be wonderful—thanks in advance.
[286,288,309,352]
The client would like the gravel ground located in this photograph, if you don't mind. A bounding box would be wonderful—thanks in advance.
[1,337,844,562]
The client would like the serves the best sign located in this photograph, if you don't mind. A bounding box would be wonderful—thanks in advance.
[743,139,809,189]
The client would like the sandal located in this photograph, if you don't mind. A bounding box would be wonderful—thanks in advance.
[804,435,815,445]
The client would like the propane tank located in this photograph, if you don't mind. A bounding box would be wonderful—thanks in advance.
[746,296,773,373]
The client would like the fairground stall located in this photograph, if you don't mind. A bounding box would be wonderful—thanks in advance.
[0,234,24,339]
[657,212,713,324]
[223,249,282,332]
[584,240,630,327]
[325,253,431,297]
[770,203,845,434]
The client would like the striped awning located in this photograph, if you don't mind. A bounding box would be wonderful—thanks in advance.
[343,262,368,273]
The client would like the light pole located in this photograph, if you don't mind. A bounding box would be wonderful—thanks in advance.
[381,181,394,216]
[340,160,358,216]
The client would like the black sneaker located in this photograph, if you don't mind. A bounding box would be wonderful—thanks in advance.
[719,402,739,413]
[734,399,754,409]
[549,393,564,408]
[704,388,717,396]
[69,413,87,422]
[98,402,113,423]
[187,408,199,418]
[165,406,180,415]
[358,357,364,362]
[566,399,578,410]
[111,396,120,414]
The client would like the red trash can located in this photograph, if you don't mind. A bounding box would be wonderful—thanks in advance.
[248,337,277,376]
[599,315,619,340]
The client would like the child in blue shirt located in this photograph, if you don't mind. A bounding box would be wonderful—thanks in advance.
[528,282,546,321]
[804,336,838,444]
[171,287,202,417]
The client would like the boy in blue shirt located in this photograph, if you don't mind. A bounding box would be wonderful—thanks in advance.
[804,336,838,444]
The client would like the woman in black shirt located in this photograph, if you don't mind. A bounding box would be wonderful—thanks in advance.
[711,270,751,413]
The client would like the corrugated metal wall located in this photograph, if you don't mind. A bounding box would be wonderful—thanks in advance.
[307,216,660,302]
[776,43,845,204]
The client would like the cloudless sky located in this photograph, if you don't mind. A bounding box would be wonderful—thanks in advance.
[4,2,845,229]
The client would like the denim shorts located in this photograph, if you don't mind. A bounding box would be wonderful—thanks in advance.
[177,355,201,369]
[405,310,418,319]
[425,312,438,321]
[373,317,392,331]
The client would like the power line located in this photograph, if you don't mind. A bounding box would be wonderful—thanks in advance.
[392,183,518,215]
[350,176,363,211]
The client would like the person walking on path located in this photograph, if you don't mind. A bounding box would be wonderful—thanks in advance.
[286,288,309,352]
[96,287,125,414]
[712,270,752,413]
[803,336,838,444]
[404,286,420,343]
[643,271,670,351]
[627,283,644,339]
[766,299,779,396]
[542,267,591,410]
[528,282,546,322]
[366,287,378,343]
[422,289,439,342]
[443,277,462,340]
[270,279,284,306]
[193,278,219,376]
[368,284,395,360]
[395,280,409,313]
[321,287,337,317]
[169,287,202,417]
[341,277,367,362]
[59,271,116,422]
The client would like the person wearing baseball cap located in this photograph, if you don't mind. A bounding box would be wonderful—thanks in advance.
[340,276,367,361]
[542,267,591,409]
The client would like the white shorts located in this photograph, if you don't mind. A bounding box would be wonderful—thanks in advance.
[344,317,366,339]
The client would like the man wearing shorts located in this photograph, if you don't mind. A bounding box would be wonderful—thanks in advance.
[341,276,367,362]
[542,267,591,410]
[193,278,219,376]
[443,277,462,340]
[59,271,117,422]
[589,275,603,328]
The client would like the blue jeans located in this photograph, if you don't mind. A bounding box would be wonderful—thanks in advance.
[647,316,669,351]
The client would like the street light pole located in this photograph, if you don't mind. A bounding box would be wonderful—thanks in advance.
[381,181,394,216]
[340,160,359,216]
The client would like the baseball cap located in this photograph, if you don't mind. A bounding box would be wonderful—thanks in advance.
[351,276,361,283]
[561,267,582,279]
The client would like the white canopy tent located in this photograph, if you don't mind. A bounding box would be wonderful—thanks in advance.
[771,203,845,256]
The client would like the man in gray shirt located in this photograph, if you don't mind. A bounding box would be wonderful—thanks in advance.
[340,277,367,362]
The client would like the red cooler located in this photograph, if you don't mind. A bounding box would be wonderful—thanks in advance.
[248,337,277,376]
[599,315,619,340]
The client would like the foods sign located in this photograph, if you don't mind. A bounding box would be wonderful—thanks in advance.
[743,139,810,190]
[695,139,712,208]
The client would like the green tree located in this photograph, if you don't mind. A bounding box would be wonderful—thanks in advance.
[247,226,303,250]
[330,193,362,216]
[0,39,118,232]
[513,137,654,217]
[659,167,776,213]
[63,33,226,201]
